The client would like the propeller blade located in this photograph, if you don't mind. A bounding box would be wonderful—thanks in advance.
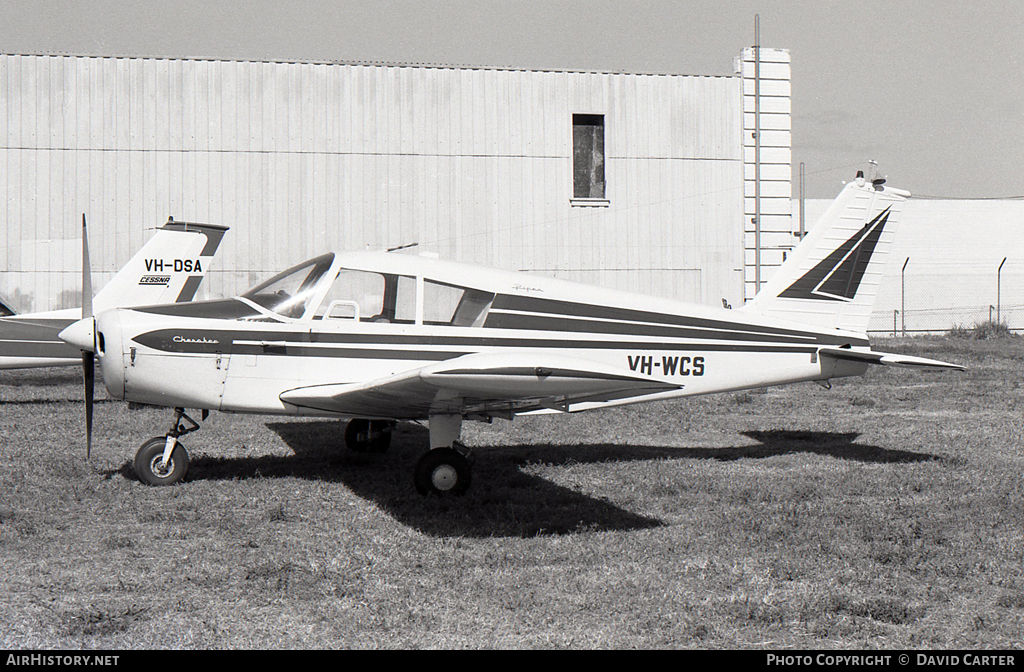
[81,214,92,319]
[80,214,96,458]
[83,352,94,459]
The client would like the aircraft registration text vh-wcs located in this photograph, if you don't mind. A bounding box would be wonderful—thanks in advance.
[60,173,964,495]
[0,217,227,370]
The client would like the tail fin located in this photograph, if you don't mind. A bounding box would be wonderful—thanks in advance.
[742,177,909,334]
[92,219,228,312]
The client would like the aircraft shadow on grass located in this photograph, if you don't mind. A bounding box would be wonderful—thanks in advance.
[109,420,940,539]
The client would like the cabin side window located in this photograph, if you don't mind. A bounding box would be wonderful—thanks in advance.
[317,270,416,323]
[423,280,494,327]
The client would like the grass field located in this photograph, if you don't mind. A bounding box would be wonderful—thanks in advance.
[0,337,1022,649]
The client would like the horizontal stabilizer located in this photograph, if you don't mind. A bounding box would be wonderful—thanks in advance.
[818,347,965,371]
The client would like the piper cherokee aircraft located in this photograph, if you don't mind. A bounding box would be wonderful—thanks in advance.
[0,216,226,370]
[60,173,963,495]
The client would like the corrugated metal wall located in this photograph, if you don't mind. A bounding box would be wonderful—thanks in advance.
[1,54,749,313]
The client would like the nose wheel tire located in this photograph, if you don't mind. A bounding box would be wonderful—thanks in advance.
[414,448,472,496]
[134,437,190,486]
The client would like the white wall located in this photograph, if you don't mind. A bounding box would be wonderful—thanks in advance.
[795,196,1024,333]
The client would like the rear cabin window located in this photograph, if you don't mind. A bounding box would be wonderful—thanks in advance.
[424,281,494,327]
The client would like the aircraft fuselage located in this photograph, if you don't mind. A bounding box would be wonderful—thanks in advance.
[90,252,871,419]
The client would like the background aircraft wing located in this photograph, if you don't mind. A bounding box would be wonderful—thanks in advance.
[278,351,682,418]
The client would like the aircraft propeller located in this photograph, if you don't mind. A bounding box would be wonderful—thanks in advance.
[82,214,95,457]
[60,214,97,457]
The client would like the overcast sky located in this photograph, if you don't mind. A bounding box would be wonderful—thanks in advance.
[2,0,1021,199]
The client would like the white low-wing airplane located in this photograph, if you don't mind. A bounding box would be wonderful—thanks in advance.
[60,174,963,495]
[1,216,227,370]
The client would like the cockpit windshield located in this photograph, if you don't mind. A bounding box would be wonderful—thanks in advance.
[241,253,335,319]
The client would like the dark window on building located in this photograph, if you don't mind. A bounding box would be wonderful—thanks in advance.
[573,114,605,199]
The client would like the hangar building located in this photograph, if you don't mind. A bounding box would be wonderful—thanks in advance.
[1,49,792,313]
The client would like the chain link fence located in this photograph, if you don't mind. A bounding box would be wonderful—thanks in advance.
[868,263,1024,336]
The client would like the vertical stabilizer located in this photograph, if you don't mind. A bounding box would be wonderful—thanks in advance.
[742,177,909,334]
[92,220,228,312]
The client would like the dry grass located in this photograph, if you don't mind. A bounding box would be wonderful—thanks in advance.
[0,337,1022,649]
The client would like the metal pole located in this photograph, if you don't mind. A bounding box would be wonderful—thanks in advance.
[799,162,805,239]
[754,14,761,293]
[998,257,1007,323]
[901,257,909,336]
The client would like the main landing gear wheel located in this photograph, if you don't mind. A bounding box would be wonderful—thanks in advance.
[344,419,394,453]
[414,447,472,496]
[133,437,190,486]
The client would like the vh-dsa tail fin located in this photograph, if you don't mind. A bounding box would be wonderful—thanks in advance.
[92,218,228,312]
[742,176,909,335]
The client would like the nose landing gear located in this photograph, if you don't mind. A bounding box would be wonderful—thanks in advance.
[133,408,205,486]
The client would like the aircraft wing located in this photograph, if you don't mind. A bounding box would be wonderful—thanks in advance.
[278,351,682,418]
[818,347,965,371]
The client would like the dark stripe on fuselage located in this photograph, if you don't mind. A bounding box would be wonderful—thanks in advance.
[134,298,262,320]
[487,294,850,343]
[483,310,837,345]
[134,292,862,348]
[242,346,462,361]
[129,327,823,359]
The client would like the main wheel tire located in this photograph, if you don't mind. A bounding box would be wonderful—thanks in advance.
[133,436,190,486]
[344,419,393,453]
[414,448,472,496]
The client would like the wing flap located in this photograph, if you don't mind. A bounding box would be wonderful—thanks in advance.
[818,347,965,371]
[279,351,682,417]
